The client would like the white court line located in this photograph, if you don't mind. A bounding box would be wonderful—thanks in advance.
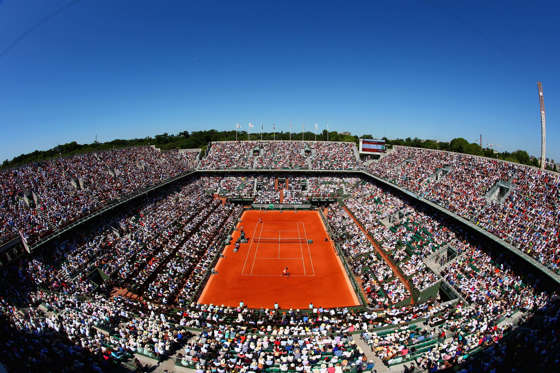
[249,222,265,275]
[256,237,303,240]
[278,231,280,258]
[302,220,316,275]
[296,222,307,275]
[240,216,261,275]
[258,257,302,260]
[241,274,316,277]
[253,237,304,242]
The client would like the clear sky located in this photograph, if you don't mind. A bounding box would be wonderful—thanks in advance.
[0,0,559,163]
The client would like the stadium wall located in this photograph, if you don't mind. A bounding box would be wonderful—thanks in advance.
[416,280,441,304]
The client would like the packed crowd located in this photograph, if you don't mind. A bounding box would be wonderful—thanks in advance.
[282,177,309,204]
[0,146,197,246]
[309,142,359,170]
[366,146,560,274]
[308,177,359,200]
[200,141,359,171]
[456,296,560,372]
[142,201,236,303]
[177,326,368,371]
[254,142,309,169]
[200,142,255,169]
[254,176,281,204]
[4,139,559,284]
[60,178,212,290]
[1,169,559,372]
[342,174,556,370]
[327,208,393,308]
[200,175,359,205]
[359,242,552,371]
[342,183,434,298]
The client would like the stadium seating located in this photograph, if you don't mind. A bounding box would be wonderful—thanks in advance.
[366,146,560,275]
[0,146,197,246]
[200,141,359,170]
[0,141,559,372]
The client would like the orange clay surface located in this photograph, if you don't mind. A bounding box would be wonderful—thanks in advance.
[198,210,360,309]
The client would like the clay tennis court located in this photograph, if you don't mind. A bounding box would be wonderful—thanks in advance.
[198,209,360,309]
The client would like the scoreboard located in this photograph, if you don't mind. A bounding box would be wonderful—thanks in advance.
[359,138,386,154]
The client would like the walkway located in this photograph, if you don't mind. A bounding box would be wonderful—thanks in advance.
[352,334,390,373]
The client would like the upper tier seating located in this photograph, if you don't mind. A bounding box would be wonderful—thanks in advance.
[200,141,359,170]
[366,146,560,274]
[0,147,197,246]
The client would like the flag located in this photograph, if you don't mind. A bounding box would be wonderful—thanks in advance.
[314,123,319,130]
[272,123,276,130]
[236,123,241,129]
[19,230,31,254]
[248,122,254,128]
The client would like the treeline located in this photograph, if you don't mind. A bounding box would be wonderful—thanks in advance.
[386,137,543,168]
[1,129,552,171]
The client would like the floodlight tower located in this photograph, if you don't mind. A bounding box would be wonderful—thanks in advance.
[537,82,546,170]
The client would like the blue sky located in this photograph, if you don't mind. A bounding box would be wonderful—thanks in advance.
[0,0,559,162]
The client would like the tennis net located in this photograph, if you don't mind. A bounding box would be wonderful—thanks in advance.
[252,237,312,244]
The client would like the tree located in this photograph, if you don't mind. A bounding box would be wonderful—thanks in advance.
[464,143,483,156]
[449,138,469,153]
[511,150,530,165]
[423,140,438,149]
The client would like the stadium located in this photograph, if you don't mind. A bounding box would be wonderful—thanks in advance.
[2,1,560,372]
[0,138,558,373]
